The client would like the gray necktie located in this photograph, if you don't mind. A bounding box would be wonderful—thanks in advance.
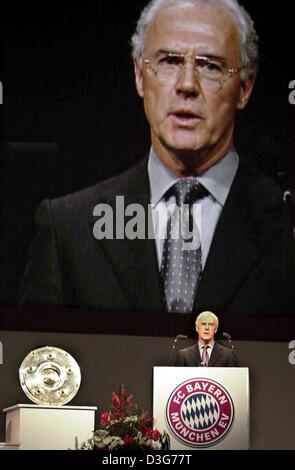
[161,179,206,313]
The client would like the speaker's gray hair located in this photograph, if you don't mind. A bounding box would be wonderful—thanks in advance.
[131,0,258,80]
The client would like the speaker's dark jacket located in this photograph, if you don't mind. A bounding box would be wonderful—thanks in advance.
[19,157,295,315]
[175,341,239,367]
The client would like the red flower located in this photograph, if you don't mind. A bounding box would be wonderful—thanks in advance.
[126,394,134,406]
[144,429,161,441]
[123,435,134,446]
[120,384,125,399]
[112,392,120,406]
[100,411,110,425]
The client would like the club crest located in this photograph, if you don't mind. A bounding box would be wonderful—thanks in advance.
[166,378,234,447]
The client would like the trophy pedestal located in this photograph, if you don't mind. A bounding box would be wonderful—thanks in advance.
[3,404,97,450]
[0,443,20,450]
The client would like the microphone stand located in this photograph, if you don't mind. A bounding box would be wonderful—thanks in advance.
[222,331,234,350]
[277,171,295,238]
[169,334,188,365]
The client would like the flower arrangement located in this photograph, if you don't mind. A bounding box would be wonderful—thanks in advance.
[81,385,170,450]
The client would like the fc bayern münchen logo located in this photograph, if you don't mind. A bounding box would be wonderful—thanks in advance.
[166,378,234,448]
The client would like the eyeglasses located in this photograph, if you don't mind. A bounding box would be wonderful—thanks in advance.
[143,52,241,93]
[200,322,215,327]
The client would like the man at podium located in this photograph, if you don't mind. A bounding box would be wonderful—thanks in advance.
[175,311,239,367]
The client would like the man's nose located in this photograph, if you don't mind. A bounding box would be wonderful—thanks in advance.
[175,62,200,96]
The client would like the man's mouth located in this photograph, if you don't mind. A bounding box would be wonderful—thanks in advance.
[170,111,202,126]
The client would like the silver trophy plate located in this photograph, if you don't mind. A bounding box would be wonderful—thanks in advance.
[19,346,81,406]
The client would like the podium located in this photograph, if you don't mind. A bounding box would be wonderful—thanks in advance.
[153,367,249,450]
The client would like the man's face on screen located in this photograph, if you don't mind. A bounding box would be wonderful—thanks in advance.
[134,2,254,171]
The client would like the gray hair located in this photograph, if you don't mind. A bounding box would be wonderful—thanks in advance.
[131,0,259,80]
[195,311,219,328]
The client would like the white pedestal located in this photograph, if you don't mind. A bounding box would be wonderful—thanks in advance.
[4,404,97,450]
[0,443,20,450]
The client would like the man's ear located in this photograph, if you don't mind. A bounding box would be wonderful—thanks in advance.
[237,74,255,110]
[134,59,144,98]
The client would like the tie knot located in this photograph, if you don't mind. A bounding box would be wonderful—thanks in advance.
[173,179,205,206]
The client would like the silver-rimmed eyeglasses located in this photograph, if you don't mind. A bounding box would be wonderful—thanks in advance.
[143,52,241,93]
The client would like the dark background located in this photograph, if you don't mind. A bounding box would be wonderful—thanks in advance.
[3,0,295,181]
[1,0,295,306]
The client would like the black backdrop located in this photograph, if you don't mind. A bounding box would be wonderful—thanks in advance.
[1,0,295,311]
[3,0,295,184]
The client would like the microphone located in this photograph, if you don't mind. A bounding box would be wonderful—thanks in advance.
[222,331,234,349]
[276,171,295,237]
[175,334,188,340]
[169,334,188,365]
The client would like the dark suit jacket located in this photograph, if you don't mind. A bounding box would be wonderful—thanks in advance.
[175,342,239,367]
[19,156,295,314]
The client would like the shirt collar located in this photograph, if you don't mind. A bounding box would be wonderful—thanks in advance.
[148,148,179,206]
[198,340,215,349]
[148,147,239,207]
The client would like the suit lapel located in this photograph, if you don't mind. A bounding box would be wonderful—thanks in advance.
[95,160,163,312]
[208,343,221,366]
[189,343,202,366]
[195,157,283,313]
[122,193,163,311]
